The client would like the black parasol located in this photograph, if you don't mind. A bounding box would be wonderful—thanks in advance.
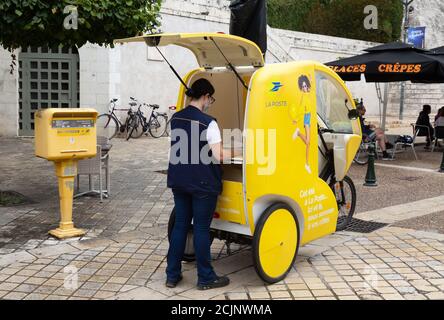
[229,0,267,55]
[430,46,444,54]
[326,41,444,83]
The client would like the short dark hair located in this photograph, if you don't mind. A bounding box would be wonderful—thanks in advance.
[298,75,311,91]
[186,78,215,99]
[423,104,431,112]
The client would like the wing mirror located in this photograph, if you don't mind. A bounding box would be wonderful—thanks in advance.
[348,109,359,120]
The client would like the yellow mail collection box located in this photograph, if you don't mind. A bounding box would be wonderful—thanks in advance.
[34,108,98,239]
[35,108,98,161]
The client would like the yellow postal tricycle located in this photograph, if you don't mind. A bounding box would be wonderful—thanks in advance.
[115,33,362,283]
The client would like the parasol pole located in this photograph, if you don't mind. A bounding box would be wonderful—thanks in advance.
[399,0,415,121]
[382,83,389,131]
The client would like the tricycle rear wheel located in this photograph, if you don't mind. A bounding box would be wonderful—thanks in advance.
[167,208,196,262]
[329,175,356,231]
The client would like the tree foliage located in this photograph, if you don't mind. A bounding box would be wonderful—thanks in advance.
[268,0,403,43]
[0,0,162,50]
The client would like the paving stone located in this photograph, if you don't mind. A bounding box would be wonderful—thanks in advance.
[108,287,169,300]
[14,284,39,293]
[290,290,313,298]
[329,282,350,289]
[3,292,28,300]
[270,291,291,299]
[426,292,444,300]
[23,277,47,286]
[338,295,360,300]
[100,283,123,292]
[23,293,49,300]
[45,295,69,300]
[0,251,35,267]
[311,289,334,297]
[0,282,19,291]
[226,292,249,300]
[28,244,81,259]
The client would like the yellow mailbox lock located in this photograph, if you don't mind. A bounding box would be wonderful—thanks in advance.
[35,108,98,239]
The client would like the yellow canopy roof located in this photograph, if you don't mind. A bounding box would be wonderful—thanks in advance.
[114,33,264,69]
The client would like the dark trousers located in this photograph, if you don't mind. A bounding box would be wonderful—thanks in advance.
[166,190,218,285]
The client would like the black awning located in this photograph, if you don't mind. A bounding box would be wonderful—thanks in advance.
[326,42,444,83]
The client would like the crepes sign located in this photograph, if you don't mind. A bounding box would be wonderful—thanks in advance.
[330,65,366,73]
[329,63,422,74]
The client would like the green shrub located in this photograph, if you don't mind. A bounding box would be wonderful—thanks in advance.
[268,0,403,43]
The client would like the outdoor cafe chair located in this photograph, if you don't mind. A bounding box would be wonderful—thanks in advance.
[431,126,444,152]
[391,123,428,160]
[75,136,112,202]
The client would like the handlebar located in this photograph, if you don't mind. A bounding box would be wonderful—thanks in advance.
[319,127,335,134]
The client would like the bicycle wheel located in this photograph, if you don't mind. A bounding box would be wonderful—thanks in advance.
[165,118,172,137]
[149,114,168,138]
[329,175,356,231]
[354,143,369,165]
[126,114,141,141]
[129,115,144,139]
[96,114,118,140]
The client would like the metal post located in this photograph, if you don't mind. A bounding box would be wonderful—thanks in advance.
[364,143,378,187]
[399,0,414,121]
[439,149,444,173]
[381,83,389,131]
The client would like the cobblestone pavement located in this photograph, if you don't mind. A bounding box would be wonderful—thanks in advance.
[0,136,444,300]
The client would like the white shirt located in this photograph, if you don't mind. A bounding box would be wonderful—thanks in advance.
[206,120,222,145]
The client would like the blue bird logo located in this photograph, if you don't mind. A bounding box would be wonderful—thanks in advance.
[271,82,283,92]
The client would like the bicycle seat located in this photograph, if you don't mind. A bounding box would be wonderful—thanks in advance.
[130,96,136,101]
[150,104,160,109]
[111,98,118,103]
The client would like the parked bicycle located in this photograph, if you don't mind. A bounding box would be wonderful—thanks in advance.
[96,98,139,140]
[354,140,370,165]
[127,102,168,139]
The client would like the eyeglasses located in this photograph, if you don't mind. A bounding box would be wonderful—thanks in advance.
[208,96,216,105]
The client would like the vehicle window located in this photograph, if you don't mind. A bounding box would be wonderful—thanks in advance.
[315,71,355,134]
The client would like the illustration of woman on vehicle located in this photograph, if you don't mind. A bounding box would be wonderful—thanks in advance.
[289,75,312,174]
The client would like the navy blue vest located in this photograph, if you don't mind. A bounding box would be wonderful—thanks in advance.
[167,105,223,195]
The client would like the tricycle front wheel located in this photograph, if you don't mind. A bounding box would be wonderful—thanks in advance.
[252,203,299,284]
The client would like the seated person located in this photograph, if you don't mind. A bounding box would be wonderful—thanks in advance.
[434,107,444,147]
[357,104,392,160]
[435,107,444,127]
[416,104,435,148]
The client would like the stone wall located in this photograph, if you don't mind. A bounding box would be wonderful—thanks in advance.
[0,49,19,136]
[78,44,112,115]
[386,0,444,119]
